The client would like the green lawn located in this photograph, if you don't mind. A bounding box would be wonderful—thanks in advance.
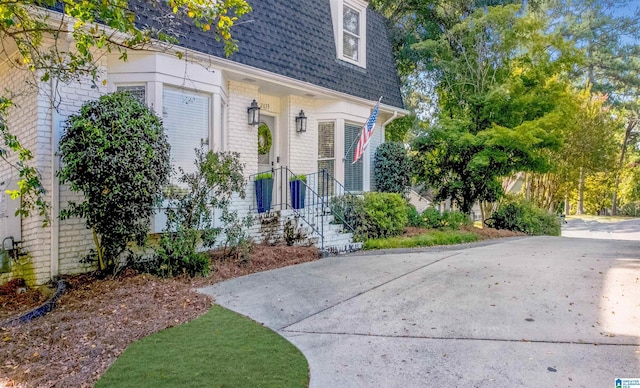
[96,305,309,388]
[363,230,479,250]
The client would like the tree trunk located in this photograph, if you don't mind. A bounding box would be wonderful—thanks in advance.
[611,119,636,215]
[564,193,570,215]
[577,167,585,215]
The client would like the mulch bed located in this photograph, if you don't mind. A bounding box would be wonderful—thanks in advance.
[0,279,50,321]
[0,244,320,388]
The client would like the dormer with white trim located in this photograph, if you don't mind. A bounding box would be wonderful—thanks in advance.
[330,0,368,68]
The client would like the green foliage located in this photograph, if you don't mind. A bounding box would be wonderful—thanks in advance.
[360,192,408,239]
[406,204,421,227]
[384,115,415,142]
[364,230,478,250]
[486,197,560,236]
[374,142,412,197]
[410,5,572,213]
[289,174,307,182]
[409,207,469,230]
[96,305,309,387]
[255,172,273,180]
[329,194,364,232]
[153,147,251,277]
[58,92,171,272]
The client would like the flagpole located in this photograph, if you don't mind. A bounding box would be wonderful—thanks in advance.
[343,96,383,161]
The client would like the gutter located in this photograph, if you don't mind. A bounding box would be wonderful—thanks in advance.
[382,111,398,127]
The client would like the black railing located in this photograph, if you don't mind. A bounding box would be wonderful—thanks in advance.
[248,167,358,249]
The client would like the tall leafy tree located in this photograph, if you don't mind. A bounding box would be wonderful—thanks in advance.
[0,0,251,220]
[541,0,640,213]
[411,5,572,214]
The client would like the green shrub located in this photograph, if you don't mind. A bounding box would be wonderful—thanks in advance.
[441,210,470,229]
[360,192,407,239]
[58,92,171,272]
[486,197,560,236]
[420,207,443,228]
[373,142,411,197]
[331,193,407,240]
[153,147,252,277]
[406,204,422,227]
[330,193,365,232]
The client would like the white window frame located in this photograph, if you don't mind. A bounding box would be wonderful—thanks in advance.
[335,0,367,68]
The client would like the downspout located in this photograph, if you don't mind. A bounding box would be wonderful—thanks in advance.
[382,111,398,127]
[50,78,60,281]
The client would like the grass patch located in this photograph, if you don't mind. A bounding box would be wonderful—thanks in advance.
[96,305,309,388]
[363,230,478,250]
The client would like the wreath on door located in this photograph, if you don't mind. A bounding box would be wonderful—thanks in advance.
[257,123,272,155]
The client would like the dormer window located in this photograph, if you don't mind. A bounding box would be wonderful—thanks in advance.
[342,5,360,61]
[331,0,367,67]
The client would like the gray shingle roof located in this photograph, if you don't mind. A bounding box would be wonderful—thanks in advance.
[135,0,404,109]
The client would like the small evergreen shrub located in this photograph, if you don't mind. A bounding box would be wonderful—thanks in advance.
[359,192,408,239]
[486,197,560,236]
[58,92,171,272]
[330,194,365,232]
[374,142,411,197]
[331,193,407,240]
[421,207,443,229]
[406,204,422,227]
[441,210,470,229]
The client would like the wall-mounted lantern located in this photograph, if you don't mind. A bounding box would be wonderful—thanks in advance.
[295,110,307,133]
[247,99,261,126]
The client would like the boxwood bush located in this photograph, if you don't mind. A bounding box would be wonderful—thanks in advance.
[486,197,560,236]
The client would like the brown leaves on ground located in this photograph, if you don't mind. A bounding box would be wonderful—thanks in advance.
[0,244,320,388]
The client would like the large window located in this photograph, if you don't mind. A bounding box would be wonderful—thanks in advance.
[344,123,363,191]
[162,87,210,186]
[318,122,336,196]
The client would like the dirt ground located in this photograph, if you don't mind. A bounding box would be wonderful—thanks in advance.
[0,244,319,388]
[0,230,519,387]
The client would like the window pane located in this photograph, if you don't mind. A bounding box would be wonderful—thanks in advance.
[318,122,335,158]
[162,87,210,187]
[117,85,146,104]
[343,34,359,61]
[344,123,363,191]
[317,159,335,197]
[343,6,359,35]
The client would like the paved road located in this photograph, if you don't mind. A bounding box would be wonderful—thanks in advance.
[200,235,640,387]
[562,217,640,240]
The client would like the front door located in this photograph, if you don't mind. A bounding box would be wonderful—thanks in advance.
[257,116,275,174]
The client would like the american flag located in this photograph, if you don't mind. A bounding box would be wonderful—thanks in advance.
[352,100,381,164]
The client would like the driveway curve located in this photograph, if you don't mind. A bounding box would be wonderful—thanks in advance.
[199,236,640,387]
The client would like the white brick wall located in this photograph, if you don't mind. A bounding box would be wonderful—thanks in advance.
[287,95,317,175]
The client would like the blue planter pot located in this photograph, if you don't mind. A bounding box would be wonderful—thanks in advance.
[255,178,273,213]
[290,180,306,209]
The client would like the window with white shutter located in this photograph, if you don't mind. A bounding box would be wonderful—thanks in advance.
[344,123,363,191]
[162,87,210,187]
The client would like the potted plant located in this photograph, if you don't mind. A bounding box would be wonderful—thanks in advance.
[289,174,307,210]
[254,172,274,213]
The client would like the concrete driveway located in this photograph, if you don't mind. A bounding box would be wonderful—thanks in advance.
[200,236,640,387]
